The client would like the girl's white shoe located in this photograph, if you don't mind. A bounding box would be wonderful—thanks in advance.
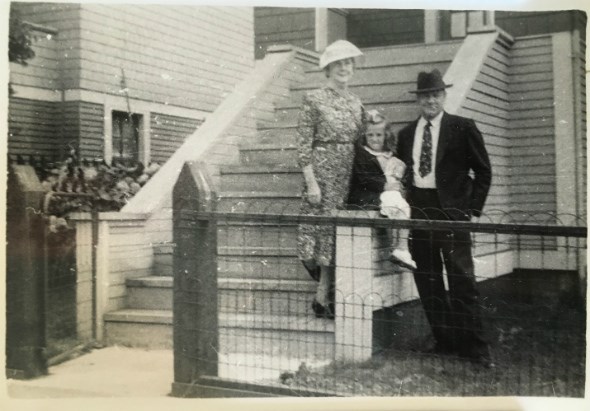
[389,249,417,270]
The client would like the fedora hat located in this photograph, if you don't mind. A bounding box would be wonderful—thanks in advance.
[409,69,452,94]
[319,40,363,70]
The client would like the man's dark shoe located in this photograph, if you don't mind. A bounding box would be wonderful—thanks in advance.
[311,300,335,319]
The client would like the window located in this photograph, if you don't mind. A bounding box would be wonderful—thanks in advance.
[111,110,142,164]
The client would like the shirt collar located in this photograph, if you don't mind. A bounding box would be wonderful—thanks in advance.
[419,111,444,128]
[363,145,393,158]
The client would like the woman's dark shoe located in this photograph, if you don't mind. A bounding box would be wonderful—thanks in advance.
[301,259,321,282]
[312,300,335,319]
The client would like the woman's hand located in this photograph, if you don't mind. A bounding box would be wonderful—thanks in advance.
[307,182,322,204]
[302,164,321,205]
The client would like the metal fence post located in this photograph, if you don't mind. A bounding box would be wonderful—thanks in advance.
[172,161,218,391]
[6,164,48,379]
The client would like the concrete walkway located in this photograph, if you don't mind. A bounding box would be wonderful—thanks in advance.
[3,346,588,411]
[6,346,173,398]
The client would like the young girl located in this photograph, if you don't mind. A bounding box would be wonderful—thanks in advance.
[348,110,416,270]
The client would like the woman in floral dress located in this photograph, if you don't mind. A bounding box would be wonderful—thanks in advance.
[297,40,365,319]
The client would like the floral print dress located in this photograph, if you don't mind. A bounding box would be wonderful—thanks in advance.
[297,86,365,267]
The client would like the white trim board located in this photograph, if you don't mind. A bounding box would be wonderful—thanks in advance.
[10,84,209,120]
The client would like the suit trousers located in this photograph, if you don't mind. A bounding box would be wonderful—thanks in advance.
[408,187,488,355]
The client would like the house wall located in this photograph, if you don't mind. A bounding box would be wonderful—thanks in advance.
[76,4,254,113]
[347,9,425,47]
[496,11,582,38]
[9,3,255,164]
[457,37,512,256]
[150,113,203,164]
[254,7,315,58]
[507,35,556,216]
[63,101,105,159]
[8,98,60,157]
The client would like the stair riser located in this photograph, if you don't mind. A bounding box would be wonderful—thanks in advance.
[104,322,173,349]
[219,256,311,281]
[220,172,303,192]
[219,289,315,316]
[256,129,298,146]
[218,226,297,250]
[219,328,335,358]
[127,287,172,310]
[126,286,315,315]
[240,148,297,167]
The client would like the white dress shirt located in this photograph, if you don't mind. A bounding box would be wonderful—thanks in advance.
[412,111,443,188]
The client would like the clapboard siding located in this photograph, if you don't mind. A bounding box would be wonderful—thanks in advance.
[11,2,82,90]
[507,36,556,218]
[458,40,512,218]
[150,113,203,164]
[254,7,315,58]
[9,31,59,90]
[61,101,104,159]
[8,97,60,156]
[76,5,254,113]
[78,102,105,158]
[348,9,424,48]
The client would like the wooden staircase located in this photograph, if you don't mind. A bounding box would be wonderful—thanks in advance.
[103,40,463,366]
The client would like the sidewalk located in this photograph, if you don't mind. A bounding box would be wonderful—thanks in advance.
[6,346,173,398]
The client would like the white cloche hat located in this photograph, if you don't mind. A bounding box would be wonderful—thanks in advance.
[319,40,363,70]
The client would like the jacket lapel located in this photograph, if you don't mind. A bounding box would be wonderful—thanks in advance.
[435,112,450,168]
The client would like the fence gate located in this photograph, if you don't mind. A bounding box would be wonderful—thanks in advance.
[6,163,98,378]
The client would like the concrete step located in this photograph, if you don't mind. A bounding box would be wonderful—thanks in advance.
[219,165,302,193]
[104,309,334,357]
[239,143,297,167]
[126,276,317,315]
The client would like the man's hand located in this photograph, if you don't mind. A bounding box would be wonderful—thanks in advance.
[471,216,480,224]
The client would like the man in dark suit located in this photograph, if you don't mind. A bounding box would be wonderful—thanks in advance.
[397,69,494,368]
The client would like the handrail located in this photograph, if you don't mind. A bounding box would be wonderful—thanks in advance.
[443,30,507,114]
[122,46,315,215]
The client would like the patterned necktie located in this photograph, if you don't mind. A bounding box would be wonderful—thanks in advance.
[419,121,433,177]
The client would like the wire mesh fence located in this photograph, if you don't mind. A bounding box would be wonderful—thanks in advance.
[173,192,586,397]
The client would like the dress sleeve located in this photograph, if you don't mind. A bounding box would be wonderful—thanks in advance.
[297,93,318,168]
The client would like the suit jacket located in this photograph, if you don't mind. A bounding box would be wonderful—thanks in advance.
[397,112,492,219]
[347,145,386,210]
